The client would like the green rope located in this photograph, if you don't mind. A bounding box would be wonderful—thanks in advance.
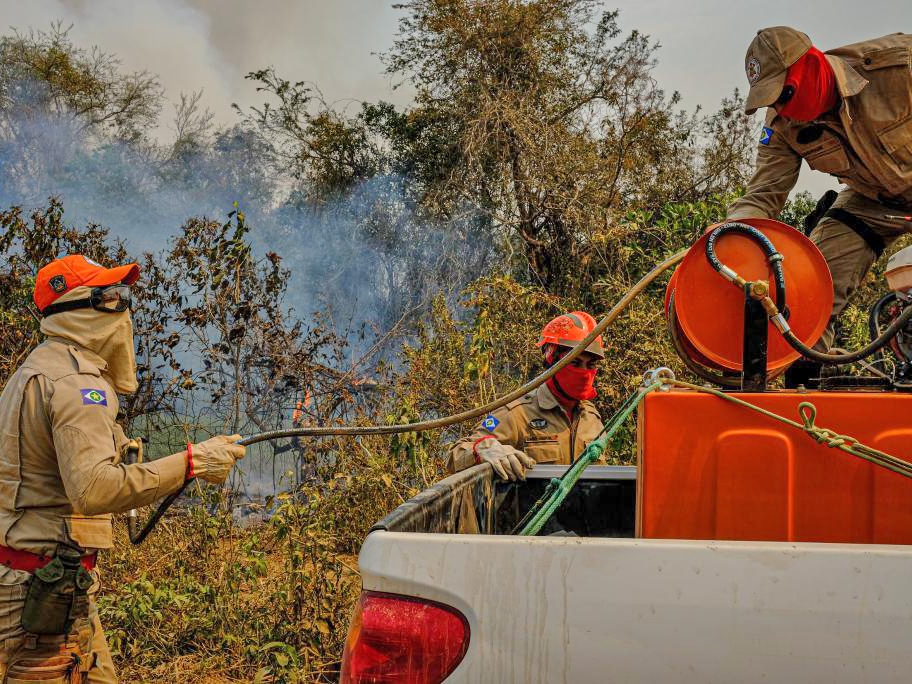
[515,375,912,537]
[518,382,662,536]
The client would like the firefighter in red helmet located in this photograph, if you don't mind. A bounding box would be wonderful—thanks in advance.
[447,312,606,480]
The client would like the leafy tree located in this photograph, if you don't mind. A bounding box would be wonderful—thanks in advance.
[241,69,385,203]
[0,26,123,219]
[0,23,162,145]
[383,0,756,287]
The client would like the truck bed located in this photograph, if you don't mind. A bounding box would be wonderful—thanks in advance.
[371,464,636,537]
[354,464,912,683]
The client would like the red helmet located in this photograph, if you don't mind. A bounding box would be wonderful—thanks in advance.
[536,311,605,358]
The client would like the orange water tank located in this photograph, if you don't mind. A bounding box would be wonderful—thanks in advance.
[637,389,912,544]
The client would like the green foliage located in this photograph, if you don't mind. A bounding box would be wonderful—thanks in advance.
[100,490,358,683]
[380,0,757,287]
[777,191,817,229]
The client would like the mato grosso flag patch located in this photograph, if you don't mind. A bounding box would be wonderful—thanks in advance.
[81,389,108,406]
[481,415,500,432]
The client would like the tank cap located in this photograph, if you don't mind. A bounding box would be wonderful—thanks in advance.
[886,245,912,294]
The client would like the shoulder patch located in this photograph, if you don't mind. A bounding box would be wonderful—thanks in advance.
[529,418,548,429]
[81,388,108,406]
[760,127,774,146]
[481,414,500,432]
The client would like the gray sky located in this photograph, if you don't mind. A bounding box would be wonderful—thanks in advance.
[2,0,909,197]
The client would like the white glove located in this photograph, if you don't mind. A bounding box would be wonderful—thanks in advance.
[189,434,246,484]
[475,439,536,481]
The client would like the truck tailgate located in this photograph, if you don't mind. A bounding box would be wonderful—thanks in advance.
[359,532,912,683]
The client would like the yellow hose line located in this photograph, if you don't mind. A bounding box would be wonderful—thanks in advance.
[242,249,688,443]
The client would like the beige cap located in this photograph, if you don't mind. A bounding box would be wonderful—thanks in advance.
[743,26,812,114]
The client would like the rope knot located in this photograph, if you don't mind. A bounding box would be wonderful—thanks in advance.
[798,401,855,447]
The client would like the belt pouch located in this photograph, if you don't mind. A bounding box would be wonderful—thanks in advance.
[21,548,92,635]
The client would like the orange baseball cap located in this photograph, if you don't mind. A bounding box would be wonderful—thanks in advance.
[34,255,140,313]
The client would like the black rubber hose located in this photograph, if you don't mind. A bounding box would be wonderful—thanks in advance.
[869,292,897,342]
[124,249,692,544]
[703,222,912,366]
[128,433,261,545]
[705,222,787,312]
[782,304,912,365]
[128,482,186,544]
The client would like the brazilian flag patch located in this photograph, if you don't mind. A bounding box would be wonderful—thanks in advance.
[81,389,108,406]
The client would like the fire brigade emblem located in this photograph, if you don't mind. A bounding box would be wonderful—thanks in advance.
[49,275,67,293]
[481,415,500,432]
[746,57,761,84]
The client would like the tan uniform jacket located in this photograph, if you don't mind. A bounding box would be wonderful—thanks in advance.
[729,33,912,220]
[447,384,604,473]
[0,337,187,556]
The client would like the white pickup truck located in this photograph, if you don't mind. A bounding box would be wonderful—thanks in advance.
[339,460,912,683]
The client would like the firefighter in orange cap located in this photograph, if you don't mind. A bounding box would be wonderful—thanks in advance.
[447,312,606,480]
[0,255,245,683]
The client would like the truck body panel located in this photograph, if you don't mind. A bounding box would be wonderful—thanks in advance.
[359,530,912,683]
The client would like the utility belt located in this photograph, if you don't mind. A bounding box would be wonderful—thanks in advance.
[804,190,911,259]
[825,207,887,257]
[878,193,912,212]
[0,545,95,637]
[0,545,96,574]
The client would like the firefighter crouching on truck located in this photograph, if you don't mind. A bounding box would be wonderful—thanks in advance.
[728,27,912,382]
[447,312,606,481]
[0,256,246,683]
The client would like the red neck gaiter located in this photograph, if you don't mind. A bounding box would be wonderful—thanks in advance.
[548,366,598,404]
[778,46,838,122]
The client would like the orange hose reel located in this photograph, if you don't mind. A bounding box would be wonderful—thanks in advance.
[665,218,833,375]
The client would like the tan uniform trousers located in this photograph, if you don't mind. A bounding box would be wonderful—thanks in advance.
[809,189,910,350]
[0,567,116,684]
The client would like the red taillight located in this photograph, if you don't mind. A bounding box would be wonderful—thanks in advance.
[340,591,470,683]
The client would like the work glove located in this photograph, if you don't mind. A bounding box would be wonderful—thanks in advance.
[188,434,246,484]
[475,439,536,481]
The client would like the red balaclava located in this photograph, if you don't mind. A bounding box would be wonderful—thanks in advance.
[545,346,598,404]
[777,46,838,122]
